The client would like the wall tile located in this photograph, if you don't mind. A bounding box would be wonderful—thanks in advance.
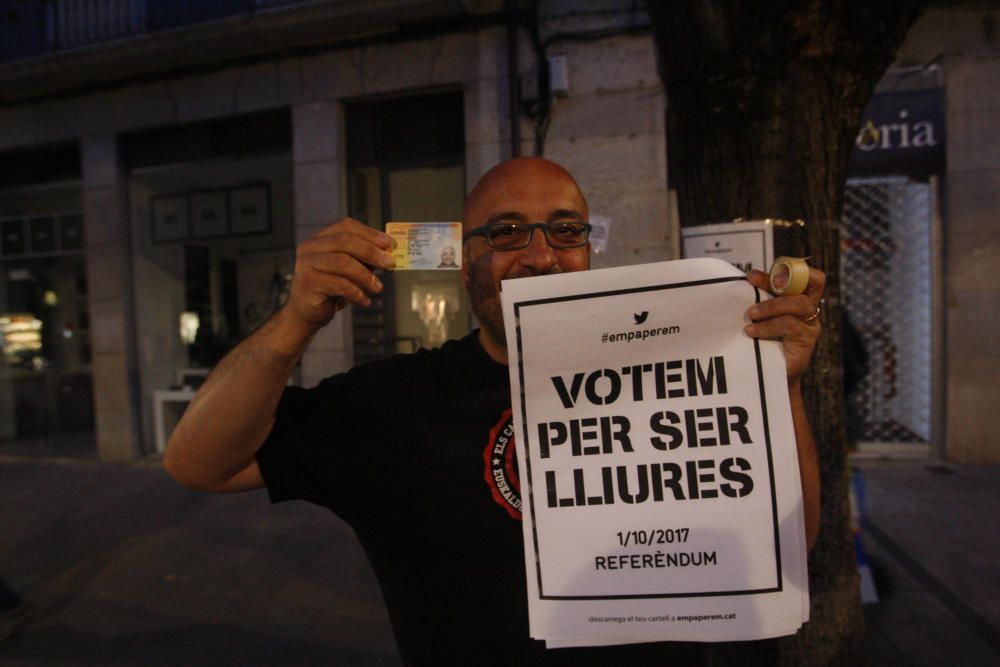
[171,70,242,121]
[294,160,347,228]
[293,102,345,164]
[301,50,364,101]
[83,187,126,247]
[91,353,132,413]
[946,169,1000,234]
[94,408,137,462]
[235,62,282,114]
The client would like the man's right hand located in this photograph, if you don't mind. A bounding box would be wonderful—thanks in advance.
[285,218,396,331]
[164,218,394,492]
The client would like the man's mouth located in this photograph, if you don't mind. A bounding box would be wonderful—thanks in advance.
[498,268,563,291]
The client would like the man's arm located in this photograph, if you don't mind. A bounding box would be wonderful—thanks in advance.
[788,379,820,550]
[163,219,394,492]
[744,267,825,551]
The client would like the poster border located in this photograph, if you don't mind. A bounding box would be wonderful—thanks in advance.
[513,275,784,600]
[681,228,766,241]
[681,228,769,269]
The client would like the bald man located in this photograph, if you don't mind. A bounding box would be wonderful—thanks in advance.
[165,157,823,665]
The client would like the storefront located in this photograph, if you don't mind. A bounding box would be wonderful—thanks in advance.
[0,144,93,456]
[122,110,296,454]
[345,91,471,363]
[843,85,945,457]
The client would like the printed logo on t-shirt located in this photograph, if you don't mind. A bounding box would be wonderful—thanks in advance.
[483,408,521,520]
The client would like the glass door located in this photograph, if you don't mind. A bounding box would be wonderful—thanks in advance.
[345,91,467,364]
[349,165,468,362]
[387,165,468,354]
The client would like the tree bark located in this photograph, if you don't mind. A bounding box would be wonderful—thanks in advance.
[647,2,925,663]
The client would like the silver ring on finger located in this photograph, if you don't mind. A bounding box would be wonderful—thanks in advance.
[802,305,821,323]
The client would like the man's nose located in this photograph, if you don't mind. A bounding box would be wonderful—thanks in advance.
[519,227,558,272]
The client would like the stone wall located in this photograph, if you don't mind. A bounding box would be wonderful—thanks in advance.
[896,7,1000,462]
[943,50,1000,463]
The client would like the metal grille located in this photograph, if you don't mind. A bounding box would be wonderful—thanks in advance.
[841,177,932,443]
[7,1,322,56]
[51,1,147,50]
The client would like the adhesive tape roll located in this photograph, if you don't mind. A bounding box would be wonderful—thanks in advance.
[769,257,810,296]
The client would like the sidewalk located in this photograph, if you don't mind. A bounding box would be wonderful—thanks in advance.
[1,456,997,665]
[855,457,1000,666]
[0,457,400,666]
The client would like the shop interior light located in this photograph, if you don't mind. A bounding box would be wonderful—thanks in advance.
[0,313,43,362]
[0,319,42,333]
[6,332,40,343]
[179,311,200,345]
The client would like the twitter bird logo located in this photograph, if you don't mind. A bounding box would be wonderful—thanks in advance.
[633,311,649,325]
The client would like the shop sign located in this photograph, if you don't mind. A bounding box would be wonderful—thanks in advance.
[849,89,944,176]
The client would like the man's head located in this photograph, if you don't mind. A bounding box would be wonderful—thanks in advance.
[440,245,456,266]
[461,157,590,360]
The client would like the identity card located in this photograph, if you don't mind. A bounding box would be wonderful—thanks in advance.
[386,222,463,270]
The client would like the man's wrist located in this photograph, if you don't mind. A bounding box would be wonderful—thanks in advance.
[787,376,804,399]
[252,307,319,368]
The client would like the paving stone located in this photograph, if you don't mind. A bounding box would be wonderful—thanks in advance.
[0,459,400,666]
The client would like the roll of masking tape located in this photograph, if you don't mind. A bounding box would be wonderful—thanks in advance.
[769,256,810,296]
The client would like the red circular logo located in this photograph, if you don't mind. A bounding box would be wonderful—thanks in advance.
[483,408,521,520]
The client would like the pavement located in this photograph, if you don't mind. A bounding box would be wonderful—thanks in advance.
[0,454,997,666]
[0,458,399,666]
[854,457,1000,666]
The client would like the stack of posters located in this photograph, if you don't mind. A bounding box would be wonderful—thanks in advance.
[500,258,809,648]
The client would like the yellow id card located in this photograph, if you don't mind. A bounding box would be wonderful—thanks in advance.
[386,222,463,270]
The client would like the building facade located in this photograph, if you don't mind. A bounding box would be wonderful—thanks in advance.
[0,1,997,463]
[845,5,1000,464]
[0,0,670,461]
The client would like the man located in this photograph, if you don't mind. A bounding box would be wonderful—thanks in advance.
[437,245,458,268]
[165,157,823,665]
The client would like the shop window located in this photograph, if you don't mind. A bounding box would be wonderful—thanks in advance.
[1,250,94,452]
[0,142,80,190]
[121,109,291,171]
[346,91,467,364]
[128,151,294,454]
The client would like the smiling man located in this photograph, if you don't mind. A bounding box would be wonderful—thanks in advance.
[461,159,592,364]
[437,245,458,268]
[164,157,823,666]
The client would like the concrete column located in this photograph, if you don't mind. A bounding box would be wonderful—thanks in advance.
[464,28,509,192]
[292,101,354,387]
[944,53,1000,463]
[82,135,141,461]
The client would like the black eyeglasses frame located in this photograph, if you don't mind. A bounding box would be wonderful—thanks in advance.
[462,221,593,251]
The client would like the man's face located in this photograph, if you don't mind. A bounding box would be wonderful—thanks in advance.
[461,159,590,351]
[441,246,456,266]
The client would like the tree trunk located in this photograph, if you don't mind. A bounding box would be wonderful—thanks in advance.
[647,2,925,663]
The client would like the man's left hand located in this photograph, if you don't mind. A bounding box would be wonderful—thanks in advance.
[743,267,826,384]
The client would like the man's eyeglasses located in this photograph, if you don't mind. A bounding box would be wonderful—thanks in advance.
[462,220,593,251]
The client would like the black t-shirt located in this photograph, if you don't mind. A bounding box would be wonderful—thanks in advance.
[256,332,697,666]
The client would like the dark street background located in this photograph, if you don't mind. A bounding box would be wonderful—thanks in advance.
[0,458,399,666]
[1,456,997,666]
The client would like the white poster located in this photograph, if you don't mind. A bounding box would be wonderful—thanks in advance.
[681,221,774,272]
[588,215,612,254]
[501,258,808,647]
